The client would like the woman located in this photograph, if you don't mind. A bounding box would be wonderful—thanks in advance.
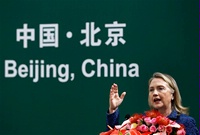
[106,72,198,134]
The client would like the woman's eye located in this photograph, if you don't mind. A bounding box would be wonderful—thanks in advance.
[158,87,164,90]
[149,89,153,92]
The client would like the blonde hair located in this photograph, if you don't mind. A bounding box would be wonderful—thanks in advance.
[148,72,189,115]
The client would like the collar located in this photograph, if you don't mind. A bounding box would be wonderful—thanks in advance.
[167,110,179,120]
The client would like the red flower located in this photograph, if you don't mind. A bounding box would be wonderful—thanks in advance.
[129,113,143,123]
[99,129,114,135]
[141,132,151,135]
[156,115,170,126]
[128,129,142,135]
[145,110,161,118]
[179,124,185,130]
[166,126,173,134]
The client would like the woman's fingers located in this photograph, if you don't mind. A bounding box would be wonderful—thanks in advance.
[120,92,126,100]
[111,83,118,93]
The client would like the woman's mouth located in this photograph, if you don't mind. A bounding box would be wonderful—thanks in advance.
[153,98,161,103]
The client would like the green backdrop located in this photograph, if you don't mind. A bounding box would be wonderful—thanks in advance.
[0,0,198,134]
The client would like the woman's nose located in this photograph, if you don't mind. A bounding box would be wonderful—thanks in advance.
[153,89,158,95]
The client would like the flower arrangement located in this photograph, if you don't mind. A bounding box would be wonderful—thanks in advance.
[99,110,186,135]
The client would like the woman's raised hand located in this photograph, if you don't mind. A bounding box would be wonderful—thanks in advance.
[109,83,126,114]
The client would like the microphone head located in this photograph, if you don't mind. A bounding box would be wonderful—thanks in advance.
[125,114,130,120]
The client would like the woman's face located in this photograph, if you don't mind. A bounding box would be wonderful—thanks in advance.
[148,78,173,110]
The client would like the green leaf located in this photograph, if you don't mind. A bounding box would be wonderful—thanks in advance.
[119,131,123,135]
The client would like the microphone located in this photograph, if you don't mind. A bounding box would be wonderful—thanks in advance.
[124,114,130,120]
